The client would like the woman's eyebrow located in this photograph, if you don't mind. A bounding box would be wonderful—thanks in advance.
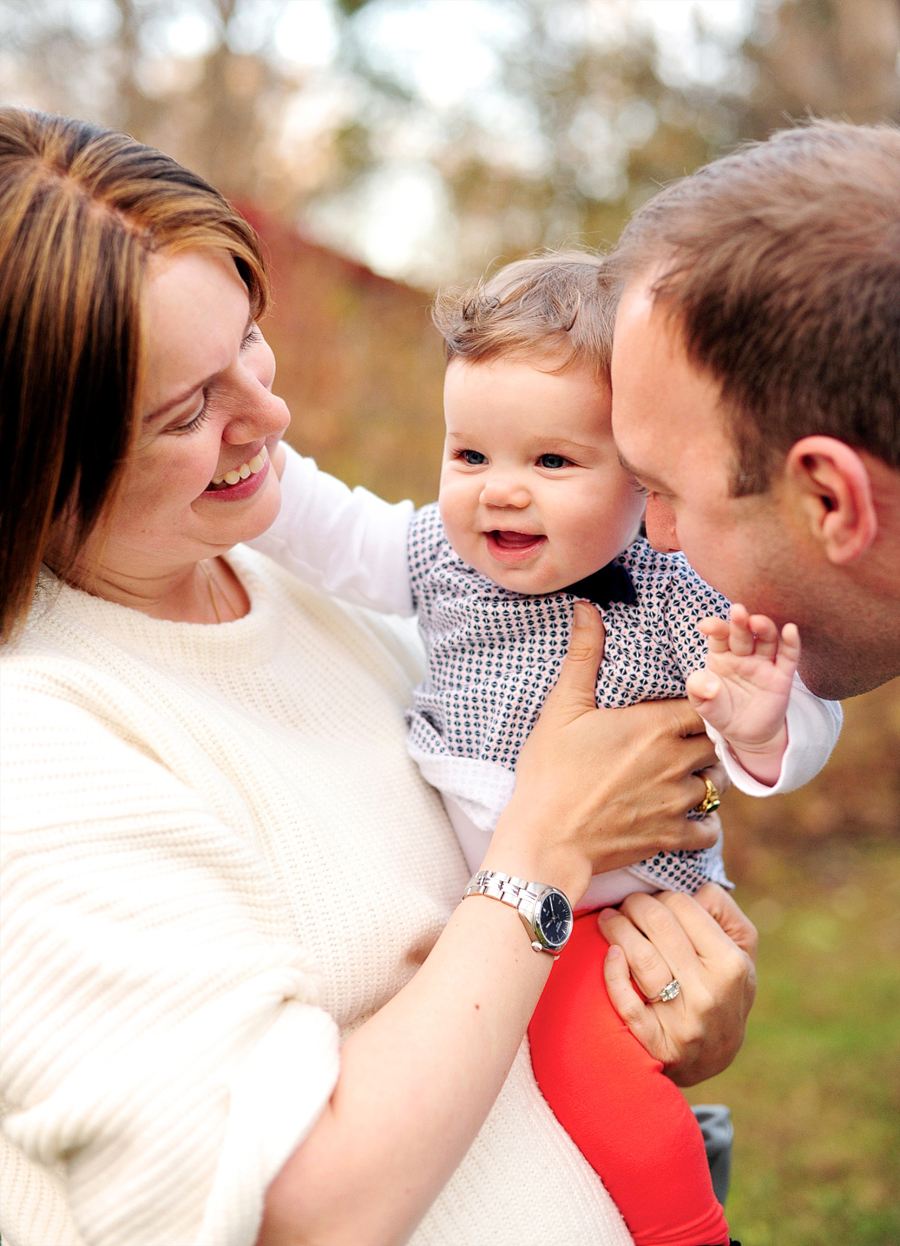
[143,381,208,425]
[143,316,254,423]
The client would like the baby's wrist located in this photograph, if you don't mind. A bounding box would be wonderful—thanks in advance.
[725,724,788,787]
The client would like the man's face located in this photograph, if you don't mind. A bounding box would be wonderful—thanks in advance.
[611,276,880,698]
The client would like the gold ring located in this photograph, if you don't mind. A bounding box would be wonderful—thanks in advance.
[693,775,721,818]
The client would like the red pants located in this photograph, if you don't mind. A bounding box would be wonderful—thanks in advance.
[528,912,730,1246]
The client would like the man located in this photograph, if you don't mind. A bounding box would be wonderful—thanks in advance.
[611,121,900,700]
[598,123,899,1187]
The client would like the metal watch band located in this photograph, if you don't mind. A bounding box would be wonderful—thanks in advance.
[463,869,543,908]
[462,868,568,956]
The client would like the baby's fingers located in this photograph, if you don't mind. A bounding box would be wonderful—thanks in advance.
[696,615,731,653]
[685,668,723,712]
[746,613,779,660]
[726,603,755,656]
[775,621,801,673]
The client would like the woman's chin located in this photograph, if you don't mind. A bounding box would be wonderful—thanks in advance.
[200,472,283,548]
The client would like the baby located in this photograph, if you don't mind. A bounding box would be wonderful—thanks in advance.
[252,252,841,1246]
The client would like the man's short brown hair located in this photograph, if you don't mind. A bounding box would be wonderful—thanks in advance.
[615,120,900,494]
[432,251,617,379]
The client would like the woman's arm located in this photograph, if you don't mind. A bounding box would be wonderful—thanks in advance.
[257,606,737,1246]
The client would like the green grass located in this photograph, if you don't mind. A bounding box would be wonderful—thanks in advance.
[685,841,900,1246]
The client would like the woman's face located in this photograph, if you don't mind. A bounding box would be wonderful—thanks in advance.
[78,248,290,580]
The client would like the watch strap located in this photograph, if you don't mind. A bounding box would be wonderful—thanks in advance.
[462,869,570,956]
[463,869,542,908]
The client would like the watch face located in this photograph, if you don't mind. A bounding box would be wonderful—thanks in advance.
[537,890,574,950]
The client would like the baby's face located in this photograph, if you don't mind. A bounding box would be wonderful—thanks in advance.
[439,358,646,595]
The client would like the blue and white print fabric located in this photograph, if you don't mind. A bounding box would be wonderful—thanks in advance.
[407,503,732,895]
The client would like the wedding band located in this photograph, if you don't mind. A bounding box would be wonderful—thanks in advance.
[650,979,681,1003]
[693,775,721,818]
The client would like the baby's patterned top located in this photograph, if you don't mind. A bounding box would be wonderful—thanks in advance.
[407,503,732,894]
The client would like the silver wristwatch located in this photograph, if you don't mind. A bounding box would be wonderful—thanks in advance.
[462,869,574,956]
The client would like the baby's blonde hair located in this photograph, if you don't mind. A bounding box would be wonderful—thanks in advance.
[431,250,618,379]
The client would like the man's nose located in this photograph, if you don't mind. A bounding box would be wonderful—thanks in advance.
[644,494,680,552]
[479,472,530,509]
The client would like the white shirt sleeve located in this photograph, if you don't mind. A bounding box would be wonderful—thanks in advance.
[249,444,416,615]
[706,674,843,796]
[0,691,340,1246]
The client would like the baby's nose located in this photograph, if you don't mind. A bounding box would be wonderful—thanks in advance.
[480,475,530,508]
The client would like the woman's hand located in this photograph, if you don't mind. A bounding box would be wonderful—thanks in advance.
[485,603,723,903]
[600,884,758,1086]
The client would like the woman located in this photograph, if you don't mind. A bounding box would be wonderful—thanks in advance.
[0,109,755,1246]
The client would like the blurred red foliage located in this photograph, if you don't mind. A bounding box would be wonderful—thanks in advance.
[242,204,446,507]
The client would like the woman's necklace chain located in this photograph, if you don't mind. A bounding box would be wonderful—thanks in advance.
[199,559,236,624]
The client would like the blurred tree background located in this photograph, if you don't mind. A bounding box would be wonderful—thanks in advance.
[2,2,898,1241]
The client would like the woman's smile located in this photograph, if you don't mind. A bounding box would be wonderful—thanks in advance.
[205,444,271,496]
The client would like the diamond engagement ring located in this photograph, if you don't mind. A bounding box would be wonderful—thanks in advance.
[650,980,681,1003]
[693,775,721,817]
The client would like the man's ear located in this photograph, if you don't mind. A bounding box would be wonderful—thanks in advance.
[784,436,877,564]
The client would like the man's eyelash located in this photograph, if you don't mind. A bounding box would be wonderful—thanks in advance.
[630,478,650,497]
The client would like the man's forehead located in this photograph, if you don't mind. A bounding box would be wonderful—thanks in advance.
[615,272,658,318]
[615,449,669,492]
[613,272,685,357]
[610,274,739,487]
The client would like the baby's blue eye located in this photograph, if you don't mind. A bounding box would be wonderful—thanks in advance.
[539,454,568,469]
[461,450,487,465]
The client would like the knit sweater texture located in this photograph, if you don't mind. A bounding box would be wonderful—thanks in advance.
[0,548,633,1246]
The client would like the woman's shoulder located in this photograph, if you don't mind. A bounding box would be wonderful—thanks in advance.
[237,544,426,694]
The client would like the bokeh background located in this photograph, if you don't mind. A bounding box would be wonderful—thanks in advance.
[2,2,898,1241]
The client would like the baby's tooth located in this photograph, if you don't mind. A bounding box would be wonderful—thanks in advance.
[248,454,264,473]
[212,477,224,485]
[239,463,251,479]
[224,470,240,485]
[259,446,268,463]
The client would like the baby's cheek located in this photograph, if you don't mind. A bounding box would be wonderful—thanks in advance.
[438,488,477,559]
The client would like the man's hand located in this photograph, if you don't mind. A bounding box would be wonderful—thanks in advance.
[600,885,758,1086]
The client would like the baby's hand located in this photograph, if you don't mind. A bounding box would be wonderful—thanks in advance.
[685,604,800,787]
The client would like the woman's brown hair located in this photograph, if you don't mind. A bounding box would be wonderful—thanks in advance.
[0,108,270,642]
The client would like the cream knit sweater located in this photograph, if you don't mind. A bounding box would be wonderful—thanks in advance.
[0,548,633,1246]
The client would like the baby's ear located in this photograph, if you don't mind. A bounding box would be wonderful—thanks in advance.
[784,436,876,565]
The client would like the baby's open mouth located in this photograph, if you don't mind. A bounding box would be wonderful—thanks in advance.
[489,530,545,550]
[207,445,268,491]
[485,530,547,563]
